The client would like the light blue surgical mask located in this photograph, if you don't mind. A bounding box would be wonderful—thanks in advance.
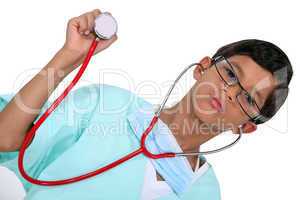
[126,102,196,195]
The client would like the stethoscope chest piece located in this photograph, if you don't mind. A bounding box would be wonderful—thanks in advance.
[94,12,118,39]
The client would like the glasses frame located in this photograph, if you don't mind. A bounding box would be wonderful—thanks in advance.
[211,55,262,122]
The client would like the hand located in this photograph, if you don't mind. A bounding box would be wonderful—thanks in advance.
[60,9,118,72]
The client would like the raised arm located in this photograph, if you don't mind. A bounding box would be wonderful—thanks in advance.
[0,9,117,151]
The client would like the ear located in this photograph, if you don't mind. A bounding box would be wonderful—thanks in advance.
[232,121,257,134]
[193,56,212,81]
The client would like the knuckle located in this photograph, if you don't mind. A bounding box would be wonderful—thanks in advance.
[87,12,95,19]
[68,17,76,23]
[78,14,86,20]
[78,13,88,20]
[93,9,101,13]
[67,17,77,25]
[92,9,101,15]
[78,17,87,24]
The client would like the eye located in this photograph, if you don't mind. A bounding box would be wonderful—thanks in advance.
[225,67,238,82]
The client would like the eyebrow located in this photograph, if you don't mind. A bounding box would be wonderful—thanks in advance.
[229,60,263,105]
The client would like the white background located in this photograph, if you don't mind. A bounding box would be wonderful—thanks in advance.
[0,0,299,199]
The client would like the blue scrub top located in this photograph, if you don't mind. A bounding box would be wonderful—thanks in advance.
[0,83,221,200]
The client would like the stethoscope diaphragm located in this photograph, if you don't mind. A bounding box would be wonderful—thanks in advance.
[94,12,118,39]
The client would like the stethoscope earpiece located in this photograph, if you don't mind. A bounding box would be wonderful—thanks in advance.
[94,12,118,39]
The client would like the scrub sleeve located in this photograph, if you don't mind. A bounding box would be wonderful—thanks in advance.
[0,84,100,191]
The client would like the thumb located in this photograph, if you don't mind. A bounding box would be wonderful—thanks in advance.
[95,34,118,52]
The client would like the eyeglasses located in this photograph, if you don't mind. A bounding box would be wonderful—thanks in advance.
[212,56,262,122]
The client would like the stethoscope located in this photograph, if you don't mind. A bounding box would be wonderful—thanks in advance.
[18,12,242,186]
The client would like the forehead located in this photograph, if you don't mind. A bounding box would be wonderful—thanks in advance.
[226,55,278,105]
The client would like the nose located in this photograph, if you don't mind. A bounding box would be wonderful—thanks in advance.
[223,83,240,103]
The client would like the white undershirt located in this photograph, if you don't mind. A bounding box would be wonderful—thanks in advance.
[140,156,209,200]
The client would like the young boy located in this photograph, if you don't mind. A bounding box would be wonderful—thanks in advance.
[0,9,293,200]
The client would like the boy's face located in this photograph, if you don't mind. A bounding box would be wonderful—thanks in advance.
[190,55,278,134]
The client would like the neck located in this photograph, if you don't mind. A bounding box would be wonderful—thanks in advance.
[158,91,220,153]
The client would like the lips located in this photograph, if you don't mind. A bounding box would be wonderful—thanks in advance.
[210,96,223,112]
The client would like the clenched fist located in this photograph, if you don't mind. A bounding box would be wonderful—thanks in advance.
[60,9,118,73]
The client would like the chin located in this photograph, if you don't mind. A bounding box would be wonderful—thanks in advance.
[197,112,220,125]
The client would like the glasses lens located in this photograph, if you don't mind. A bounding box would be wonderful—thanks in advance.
[237,90,260,118]
[215,59,238,85]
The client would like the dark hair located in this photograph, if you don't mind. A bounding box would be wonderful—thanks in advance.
[212,39,293,124]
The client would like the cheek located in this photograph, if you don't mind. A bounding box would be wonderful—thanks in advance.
[191,82,217,114]
[194,71,221,97]
[222,103,249,125]
[191,71,223,112]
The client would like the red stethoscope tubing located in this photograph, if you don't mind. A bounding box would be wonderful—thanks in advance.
[18,38,175,186]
